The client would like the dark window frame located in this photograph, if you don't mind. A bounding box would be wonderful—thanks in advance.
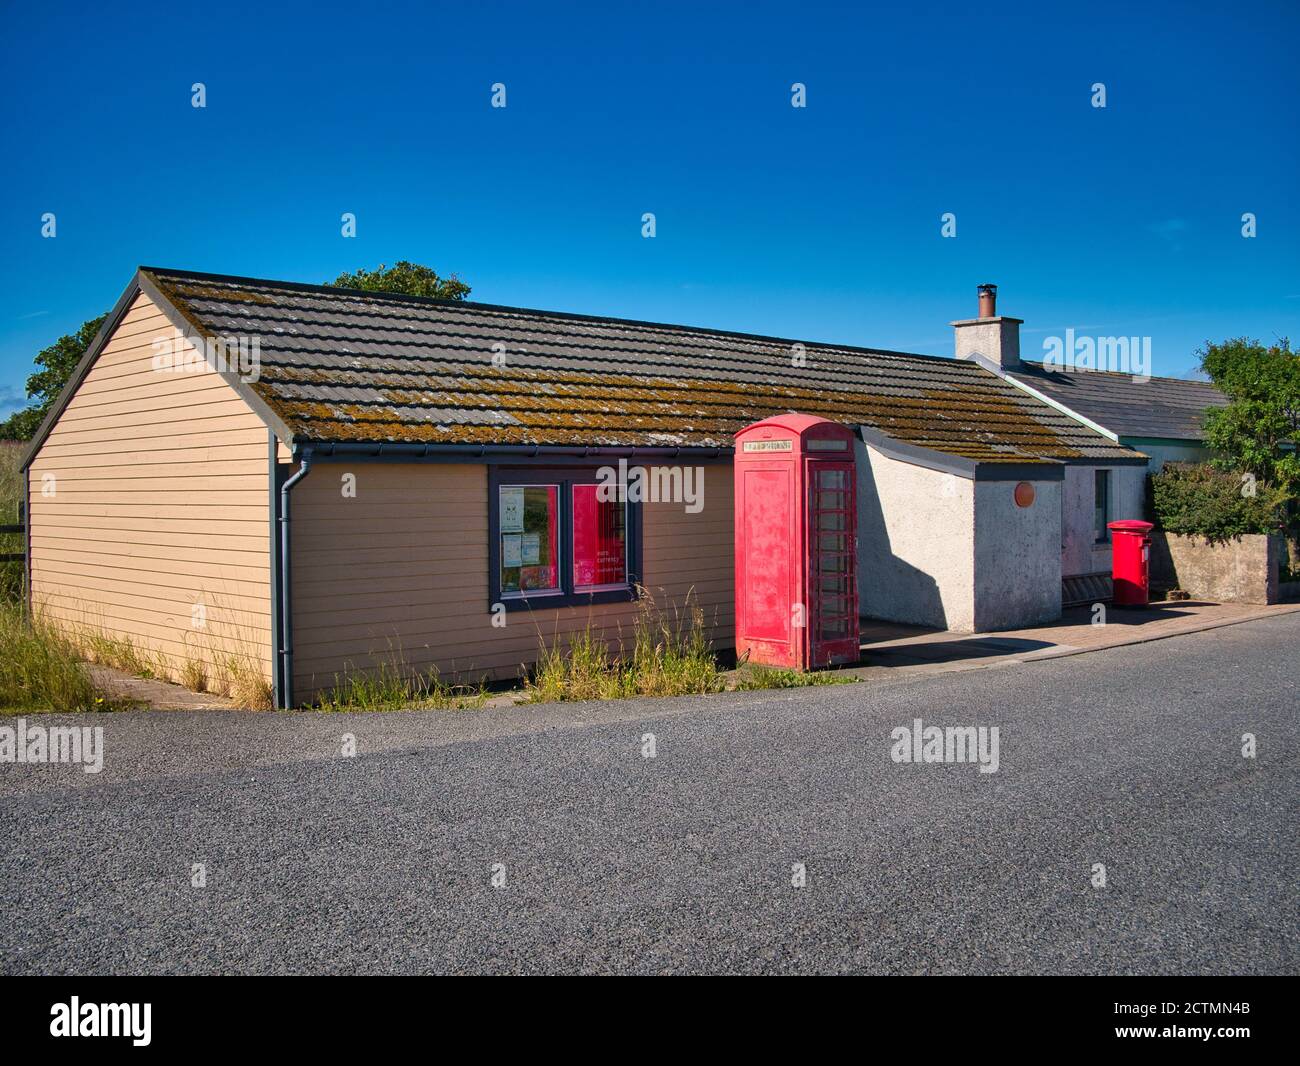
[488,465,642,612]
[1094,468,1112,544]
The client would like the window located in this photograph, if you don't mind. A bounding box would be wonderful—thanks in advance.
[571,483,628,590]
[490,468,640,609]
[1094,469,1111,543]
[498,484,560,596]
[811,467,854,640]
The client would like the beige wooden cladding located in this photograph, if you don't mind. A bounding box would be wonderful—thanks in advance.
[291,462,736,700]
[26,291,274,683]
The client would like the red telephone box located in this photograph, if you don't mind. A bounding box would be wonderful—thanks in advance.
[734,414,859,670]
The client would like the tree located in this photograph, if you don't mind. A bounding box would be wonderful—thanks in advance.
[0,261,470,441]
[1198,337,1300,494]
[330,261,471,301]
[0,314,108,440]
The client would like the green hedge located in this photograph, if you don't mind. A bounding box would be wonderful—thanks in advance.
[1149,462,1285,543]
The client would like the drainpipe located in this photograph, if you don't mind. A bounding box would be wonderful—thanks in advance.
[277,446,313,708]
[268,433,281,709]
[21,492,30,621]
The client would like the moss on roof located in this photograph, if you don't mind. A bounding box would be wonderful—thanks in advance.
[149,268,1141,463]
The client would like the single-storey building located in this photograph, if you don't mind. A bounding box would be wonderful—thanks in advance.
[949,290,1228,601]
[21,268,1148,706]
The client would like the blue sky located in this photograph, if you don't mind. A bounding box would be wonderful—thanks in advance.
[2,0,1298,416]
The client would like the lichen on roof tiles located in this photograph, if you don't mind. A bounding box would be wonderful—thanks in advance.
[148,268,1142,463]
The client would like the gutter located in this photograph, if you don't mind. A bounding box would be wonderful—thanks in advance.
[276,445,314,709]
[303,441,730,463]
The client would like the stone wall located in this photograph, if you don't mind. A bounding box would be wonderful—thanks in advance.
[1150,532,1283,605]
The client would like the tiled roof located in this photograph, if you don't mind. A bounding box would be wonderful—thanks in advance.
[1007,361,1227,441]
[145,269,1143,465]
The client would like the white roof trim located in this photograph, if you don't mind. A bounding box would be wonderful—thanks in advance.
[962,352,1122,443]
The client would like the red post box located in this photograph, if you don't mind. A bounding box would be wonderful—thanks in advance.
[1108,519,1154,606]
[734,414,859,669]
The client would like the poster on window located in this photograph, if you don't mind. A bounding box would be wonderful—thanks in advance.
[500,487,525,533]
[500,484,559,594]
[521,532,540,565]
[571,484,627,588]
[501,533,523,568]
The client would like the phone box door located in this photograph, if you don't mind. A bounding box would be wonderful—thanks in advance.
[807,460,859,666]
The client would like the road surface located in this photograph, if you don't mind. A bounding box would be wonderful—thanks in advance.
[2,614,1296,974]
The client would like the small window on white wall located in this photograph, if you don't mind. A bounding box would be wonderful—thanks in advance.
[1094,470,1111,543]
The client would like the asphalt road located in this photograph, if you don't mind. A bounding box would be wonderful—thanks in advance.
[2,615,1297,975]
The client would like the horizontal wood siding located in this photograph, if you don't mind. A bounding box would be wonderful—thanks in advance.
[291,462,735,701]
[27,292,274,686]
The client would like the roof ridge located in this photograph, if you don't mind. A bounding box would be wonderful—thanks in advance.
[1017,358,1218,387]
[140,265,966,369]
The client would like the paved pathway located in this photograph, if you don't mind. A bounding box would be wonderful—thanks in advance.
[87,664,236,711]
[854,600,1300,677]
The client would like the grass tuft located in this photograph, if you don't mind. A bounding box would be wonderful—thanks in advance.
[180,658,208,693]
[0,601,111,712]
[527,625,615,703]
[525,588,861,703]
[76,627,171,682]
[215,654,273,710]
[732,664,858,690]
[525,587,725,702]
[68,602,273,709]
[315,644,484,711]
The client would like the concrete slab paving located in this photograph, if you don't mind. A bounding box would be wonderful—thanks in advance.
[852,601,1300,679]
[86,665,237,711]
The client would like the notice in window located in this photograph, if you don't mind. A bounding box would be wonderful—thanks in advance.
[521,532,540,566]
[500,487,525,533]
[502,533,523,569]
[499,484,559,595]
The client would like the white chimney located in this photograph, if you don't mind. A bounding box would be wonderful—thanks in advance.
[952,283,1022,370]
